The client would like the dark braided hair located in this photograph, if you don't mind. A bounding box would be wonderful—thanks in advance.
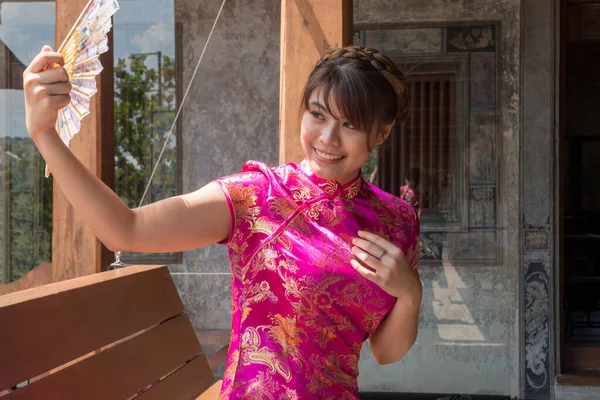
[300,45,409,144]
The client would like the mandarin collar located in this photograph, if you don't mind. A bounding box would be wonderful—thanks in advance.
[300,159,363,200]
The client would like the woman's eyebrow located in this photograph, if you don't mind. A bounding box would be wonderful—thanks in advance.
[310,101,329,114]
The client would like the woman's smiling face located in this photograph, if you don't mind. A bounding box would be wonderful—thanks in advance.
[300,90,391,184]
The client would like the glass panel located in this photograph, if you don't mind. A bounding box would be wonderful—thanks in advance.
[358,24,501,264]
[355,22,510,396]
[0,1,55,284]
[113,0,180,263]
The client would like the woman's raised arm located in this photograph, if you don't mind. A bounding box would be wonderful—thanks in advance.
[24,46,231,253]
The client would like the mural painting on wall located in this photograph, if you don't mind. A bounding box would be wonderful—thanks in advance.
[524,230,550,251]
[523,260,551,393]
[444,25,496,52]
[355,22,501,265]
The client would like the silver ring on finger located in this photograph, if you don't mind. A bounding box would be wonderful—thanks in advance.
[378,249,387,260]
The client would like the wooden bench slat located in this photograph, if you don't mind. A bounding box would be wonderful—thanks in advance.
[5,314,202,400]
[135,356,216,400]
[0,265,183,391]
[208,346,230,370]
[196,330,231,345]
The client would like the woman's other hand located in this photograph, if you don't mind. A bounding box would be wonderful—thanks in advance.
[350,230,421,301]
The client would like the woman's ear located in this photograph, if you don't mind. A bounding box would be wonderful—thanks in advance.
[378,121,396,145]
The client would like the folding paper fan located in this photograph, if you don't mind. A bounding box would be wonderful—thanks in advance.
[45,0,119,177]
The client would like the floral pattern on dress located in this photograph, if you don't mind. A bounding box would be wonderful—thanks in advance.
[215,160,420,399]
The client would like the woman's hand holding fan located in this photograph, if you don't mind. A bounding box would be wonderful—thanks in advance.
[24,0,119,177]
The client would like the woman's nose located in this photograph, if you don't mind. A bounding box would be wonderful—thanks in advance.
[320,125,341,147]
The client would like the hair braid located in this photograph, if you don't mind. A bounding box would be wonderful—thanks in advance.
[316,46,408,120]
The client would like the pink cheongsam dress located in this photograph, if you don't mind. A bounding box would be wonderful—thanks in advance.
[214,160,420,399]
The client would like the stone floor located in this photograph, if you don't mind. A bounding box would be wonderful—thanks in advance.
[359,394,510,400]
[554,385,600,400]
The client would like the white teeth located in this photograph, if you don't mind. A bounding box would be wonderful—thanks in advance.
[315,148,343,160]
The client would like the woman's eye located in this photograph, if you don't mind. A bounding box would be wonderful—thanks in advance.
[343,122,356,129]
[310,111,324,119]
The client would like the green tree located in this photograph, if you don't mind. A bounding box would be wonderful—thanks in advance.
[3,136,53,283]
[114,53,178,260]
[114,53,178,207]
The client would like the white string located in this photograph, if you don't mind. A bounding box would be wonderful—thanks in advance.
[112,0,228,267]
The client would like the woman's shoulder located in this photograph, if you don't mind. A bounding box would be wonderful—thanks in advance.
[238,159,300,176]
[216,160,302,193]
[365,181,419,223]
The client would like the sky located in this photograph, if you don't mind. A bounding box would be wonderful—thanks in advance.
[0,0,176,138]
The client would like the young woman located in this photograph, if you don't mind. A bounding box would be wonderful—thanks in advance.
[23,44,421,399]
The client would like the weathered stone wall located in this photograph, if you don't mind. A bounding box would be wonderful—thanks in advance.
[172,0,280,333]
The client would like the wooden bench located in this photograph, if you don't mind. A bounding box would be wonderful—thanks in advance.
[0,265,223,399]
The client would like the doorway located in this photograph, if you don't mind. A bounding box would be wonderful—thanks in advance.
[560,0,600,374]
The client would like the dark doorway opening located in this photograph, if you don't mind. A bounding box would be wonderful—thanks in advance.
[560,0,600,374]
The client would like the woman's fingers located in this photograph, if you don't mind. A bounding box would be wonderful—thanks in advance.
[26,50,64,74]
[43,82,72,96]
[351,245,381,269]
[357,230,406,261]
[352,231,421,298]
[37,67,70,85]
[350,259,380,284]
[23,48,71,138]
[352,236,387,259]
[49,94,72,109]
[357,230,394,251]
